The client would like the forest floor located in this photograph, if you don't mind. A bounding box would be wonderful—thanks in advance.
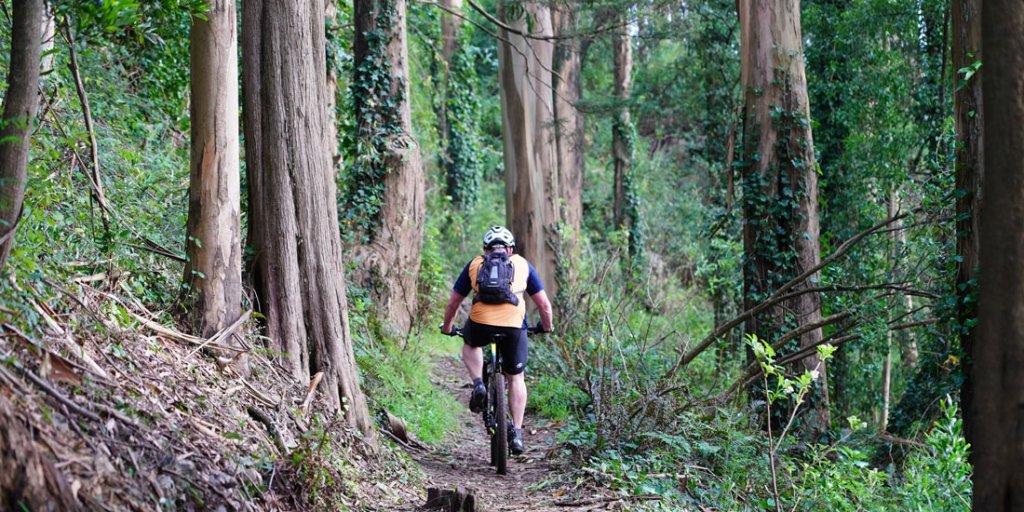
[397,355,643,511]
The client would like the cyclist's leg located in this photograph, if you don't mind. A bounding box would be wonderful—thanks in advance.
[461,320,488,380]
[506,372,527,428]
[500,328,529,429]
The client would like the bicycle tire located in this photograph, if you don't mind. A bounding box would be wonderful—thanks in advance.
[493,370,508,475]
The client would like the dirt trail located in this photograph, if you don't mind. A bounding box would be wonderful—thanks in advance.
[399,355,593,511]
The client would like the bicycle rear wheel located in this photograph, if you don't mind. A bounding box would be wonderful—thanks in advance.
[492,371,508,475]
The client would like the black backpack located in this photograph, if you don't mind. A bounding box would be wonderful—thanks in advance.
[474,252,520,306]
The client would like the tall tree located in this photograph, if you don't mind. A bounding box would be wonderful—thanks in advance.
[610,9,641,261]
[350,0,426,336]
[738,0,829,436]
[951,0,982,450]
[183,0,244,371]
[242,0,375,441]
[497,0,558,296]
[552,2,584,293]
[0,0,43,271]
[436,0,483,210]
[973,0,1023,507]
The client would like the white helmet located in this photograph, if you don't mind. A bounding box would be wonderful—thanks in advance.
[482,226,515,249]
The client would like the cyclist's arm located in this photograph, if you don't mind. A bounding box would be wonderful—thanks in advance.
[442,290,466,334]
[530,290,554,332]
[443,263,473,334]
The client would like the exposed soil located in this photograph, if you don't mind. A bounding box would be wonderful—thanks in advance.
[396,355,621,512]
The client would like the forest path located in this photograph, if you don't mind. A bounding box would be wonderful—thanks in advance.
[399,354,596,511]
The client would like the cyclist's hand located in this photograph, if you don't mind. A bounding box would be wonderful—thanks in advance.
[439,324,461,337]
[534,321,552,334]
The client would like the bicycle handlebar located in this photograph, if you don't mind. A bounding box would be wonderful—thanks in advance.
[439,324,549,337]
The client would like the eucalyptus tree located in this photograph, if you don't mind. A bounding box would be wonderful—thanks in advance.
[348,0,425,336]
[609,8,641,261]
[552,2,584,291]
[497,0,558,296]
[0,0,43,271]
[241,0,375,441]
[738,0,829,435]
[183,0,244,372]
[972,0,1023,506]
[952,0,982,449]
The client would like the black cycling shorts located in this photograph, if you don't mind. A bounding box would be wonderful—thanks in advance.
[464,319,528,375]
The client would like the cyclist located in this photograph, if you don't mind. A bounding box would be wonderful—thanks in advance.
[440,226,554,455]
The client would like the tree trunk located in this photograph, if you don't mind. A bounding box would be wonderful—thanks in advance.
[0,0,43,270]
[498,0,558,297]
[352,0,425,336]
[611,12,632,232]
[242,0,375,442]
[610,10,642,261]
[551,3,584,295]
[437,0,462,147]
[973,0,1022,507]
[952,0,982,452]
[184,0,245,372]
[739,0,829,436]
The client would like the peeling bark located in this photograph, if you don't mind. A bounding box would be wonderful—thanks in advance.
[185,0,245,372]
[498,1,558,297]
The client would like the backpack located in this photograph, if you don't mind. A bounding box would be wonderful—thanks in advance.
[474,252,520,306]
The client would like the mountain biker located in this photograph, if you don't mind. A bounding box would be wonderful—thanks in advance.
[440,226,554,456]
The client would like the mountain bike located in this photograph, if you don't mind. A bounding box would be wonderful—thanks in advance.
[447,325,539,475]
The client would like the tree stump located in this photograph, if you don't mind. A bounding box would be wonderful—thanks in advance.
[423,486,481,511]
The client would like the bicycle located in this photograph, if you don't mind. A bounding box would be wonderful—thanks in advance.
[446,325,540,475]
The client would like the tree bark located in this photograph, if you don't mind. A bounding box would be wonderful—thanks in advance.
[611,12,632,232]
[952,0,982,452]
[184,0,245,372]
[738,0,829,436]
[352,0,426,336]
[242,0,376,442]
[437,0,463,148]
[973,0,1023,507]
[498,0,558,296]
[0,0,43,270]
[551,3,584,294]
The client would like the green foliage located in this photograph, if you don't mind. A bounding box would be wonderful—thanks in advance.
[528,375,588,423]
[287,417,364,509]
[351,299,461,444]
[895,396,971,510]
[341,0,405,241]
[441,27,484,209]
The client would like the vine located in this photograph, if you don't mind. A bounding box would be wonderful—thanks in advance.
[342,0,404,241]
[613,112,645,266]
[740,71,811,343]
[441,23,483,209]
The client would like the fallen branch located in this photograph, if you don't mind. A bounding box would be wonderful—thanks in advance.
[184,310,252,360]
[300,371,324,415]
[28,301,110,379]
[658,213,908,385]
[247,406,288,456]
[554,494,662,507]
[0,350,101,423]
[91,289,246,353]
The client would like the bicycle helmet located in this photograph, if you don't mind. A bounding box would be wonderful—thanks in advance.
[482,226,515,249]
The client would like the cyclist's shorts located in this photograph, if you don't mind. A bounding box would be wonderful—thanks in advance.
[464,319,528,375]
